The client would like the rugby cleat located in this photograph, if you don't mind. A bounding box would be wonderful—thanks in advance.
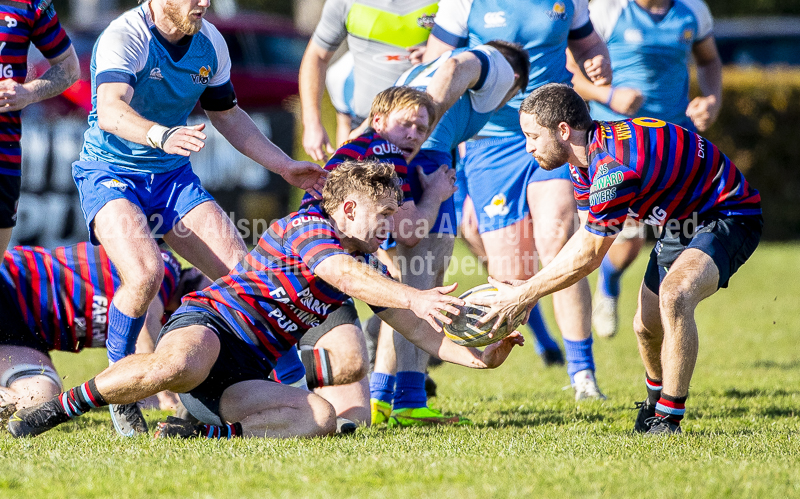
[370,398,391,426]
[633,399,657,433]
[645,418,682,436]
[153,416,201,439]
[541,348,565,367]
[592,289,619,338]
[573,369,607,401]
[387,406,471,428]
[336,417,358,435]
[109,402,149,437]
[7,398,71,438]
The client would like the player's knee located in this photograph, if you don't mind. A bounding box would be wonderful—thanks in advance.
[658,280,696,316]
[124,257,164,301]
[308,396,337,437]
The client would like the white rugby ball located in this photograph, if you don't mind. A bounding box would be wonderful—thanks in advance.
[441,284,526,347]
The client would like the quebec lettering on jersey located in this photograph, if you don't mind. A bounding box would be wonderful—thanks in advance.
[0,0,71,176]
[571,119,761,236]
[301,130,412,206]
[179,202,390,370]
[0,243,181,352]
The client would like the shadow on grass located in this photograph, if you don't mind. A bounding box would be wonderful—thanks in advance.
[716,388,799,399]
[752,360,800,369]
[483,406,608,428]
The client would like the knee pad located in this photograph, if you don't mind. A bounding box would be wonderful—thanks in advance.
[0,363,62,390]
[300,348,334,389]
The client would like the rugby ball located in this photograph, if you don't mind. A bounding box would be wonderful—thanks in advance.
[441,284,527,347]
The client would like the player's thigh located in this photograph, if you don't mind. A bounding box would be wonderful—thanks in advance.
[154,321,222,387]
[219,379,336,436]
[395,234,454,289]
[94,198,164,286]
[659,248,719,312]
[164,200,247,280]
[0,227,12,255]
[527,178,578,263]
[479,218,537,281]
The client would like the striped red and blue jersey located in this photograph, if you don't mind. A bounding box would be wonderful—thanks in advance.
[571,118,762,236]
[0,0,71,177]
[178,202,389,372]
[0,243,182,352]
[301,129,412,206]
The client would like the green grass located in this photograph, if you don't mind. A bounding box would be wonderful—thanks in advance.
[1,242,799,498]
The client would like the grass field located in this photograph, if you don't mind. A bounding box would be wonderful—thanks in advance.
[1,242,799,498]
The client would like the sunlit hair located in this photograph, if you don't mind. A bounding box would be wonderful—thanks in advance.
[322,159,403,214]
[519,83,593,133]
[368,86,436,127]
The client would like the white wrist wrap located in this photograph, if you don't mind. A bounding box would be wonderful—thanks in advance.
[146,124,170,149]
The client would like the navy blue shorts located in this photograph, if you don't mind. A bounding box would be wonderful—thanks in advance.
[0,173,21,228]
[158,310,275,425]
[463,135,570,233]
[644,215,763,294]
[72,160,214,244]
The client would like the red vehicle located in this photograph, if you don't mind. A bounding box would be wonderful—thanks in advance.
[30,11,308,115]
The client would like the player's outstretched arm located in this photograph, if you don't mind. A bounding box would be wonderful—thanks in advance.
[207,106,327,198]
[96,81,207,157]
[314,254,464,332]
[567,31,612,86]
[0,45,79,113]
[475,223,616,332]
[686,36,722,132]
[378,308,524,369]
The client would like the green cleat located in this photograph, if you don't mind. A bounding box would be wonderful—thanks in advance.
[370,398,391,426]
[387,406,471,428]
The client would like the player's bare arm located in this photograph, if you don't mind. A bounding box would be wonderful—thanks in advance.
[95,81,207,156]
[478,213,616,330]
[566,51,643,116]
[313,253,464,331]
[377,308,523,369]
[206,106,327,198]
[686,36,722,132]
[0,45,79,113]
[421,34,455,63]
[567,31,612,86]
[393,165,456,247]
[424,51,483,126]
[299,39,337,160]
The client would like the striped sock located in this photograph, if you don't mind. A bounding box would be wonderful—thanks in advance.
[58,378,107,418]
[645,374,663,406]
[300,348,334,389]
[655,393,687,425]
[199,422,243,439]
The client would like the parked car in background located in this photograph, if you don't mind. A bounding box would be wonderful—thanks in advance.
[18,11,307,248]
[714,17,800,67]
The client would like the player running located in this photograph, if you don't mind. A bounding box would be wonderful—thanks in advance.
[71,0,325,434]
[479,84,761,435]
[0,242,208,431]
[8,160,523,440]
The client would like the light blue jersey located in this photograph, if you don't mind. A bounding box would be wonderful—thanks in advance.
[395,44,515,159]
[588,0,713,128]
[80,2,234,173]
[432,0,592,137]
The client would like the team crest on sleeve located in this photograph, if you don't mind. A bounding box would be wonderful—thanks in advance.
[483,194,510,217]
[417,13,436,29]
[191,66,212,84]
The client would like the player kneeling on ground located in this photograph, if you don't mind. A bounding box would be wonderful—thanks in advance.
[8,160,523,439]
[0,243,209,428]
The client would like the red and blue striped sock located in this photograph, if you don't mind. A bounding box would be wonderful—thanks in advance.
[199,422,243,439]
[645,374,662,406]
[655,393,687,425]
[58,378,107,418]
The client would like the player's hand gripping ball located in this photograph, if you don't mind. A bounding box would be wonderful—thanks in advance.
[441,284,527,347]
